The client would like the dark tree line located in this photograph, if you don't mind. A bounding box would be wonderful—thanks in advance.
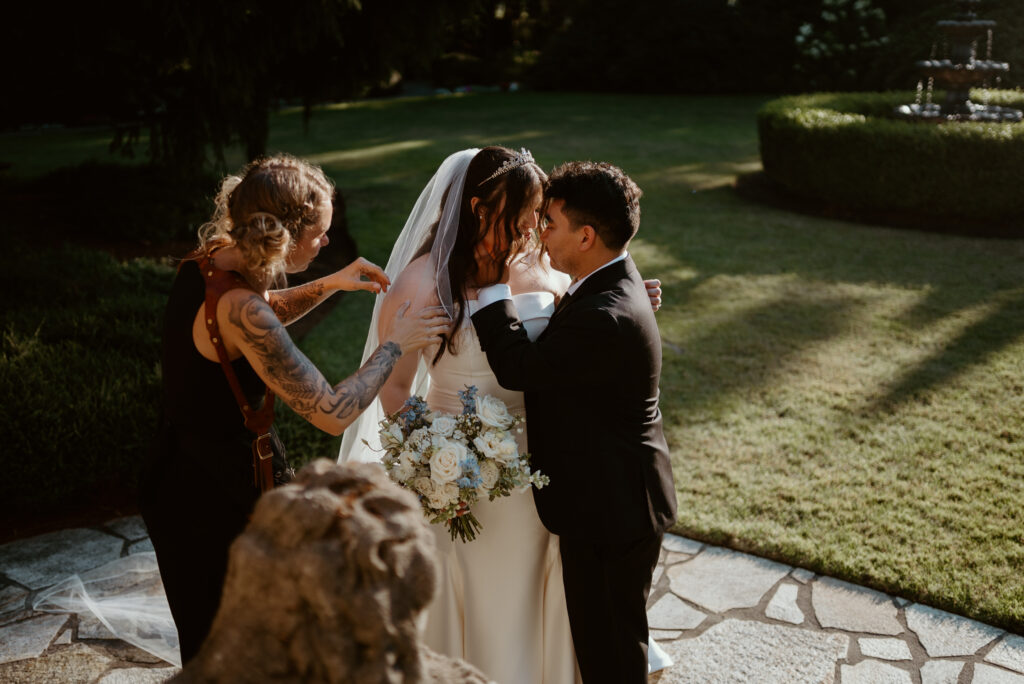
[3,0,474,175]
[529,0,1023,95]
[5,1,1021,179]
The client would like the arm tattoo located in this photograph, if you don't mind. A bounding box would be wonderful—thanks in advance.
[268,281,327,325]
[229,293,401,426]
[322,342,402,421]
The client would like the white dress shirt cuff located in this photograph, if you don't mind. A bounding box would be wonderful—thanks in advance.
[476,284,513,309]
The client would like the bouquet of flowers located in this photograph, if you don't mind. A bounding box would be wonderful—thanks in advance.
[370,385,549,542]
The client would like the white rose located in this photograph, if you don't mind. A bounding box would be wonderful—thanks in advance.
[431,433,448,449]
[412,476,434,496]
[429,414,457,437]
[475,394,513,429]
[442,482,459,504]
[497,436,518,463]
[399,449,421,465]
[472,432,499,461]
[408,428,430,450]
[473,431,518,464]
[393,452,418,482]
[380,422,405,449]
[478,459,500,491]
[430,440,466,484]
[427,481,460,510]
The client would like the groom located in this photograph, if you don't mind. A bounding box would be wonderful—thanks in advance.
[471,161,677,683]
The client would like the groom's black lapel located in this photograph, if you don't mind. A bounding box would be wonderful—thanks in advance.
[549,258,634,325]
[550,289,575,319]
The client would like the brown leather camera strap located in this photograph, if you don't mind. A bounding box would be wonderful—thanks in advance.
[195,255,276,491]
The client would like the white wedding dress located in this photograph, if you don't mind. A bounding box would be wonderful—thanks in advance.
[339,149,670,681]
[420,291,581,684]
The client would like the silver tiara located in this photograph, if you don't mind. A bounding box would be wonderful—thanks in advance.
[478,148,535,186]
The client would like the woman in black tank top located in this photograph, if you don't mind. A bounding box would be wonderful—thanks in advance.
[139,155,449,663]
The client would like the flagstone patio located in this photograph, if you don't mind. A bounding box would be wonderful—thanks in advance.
[1,519,1022,683]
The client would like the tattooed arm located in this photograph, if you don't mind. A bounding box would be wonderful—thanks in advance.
[221,290,448,436]
[268,280,331,326]
[268,256,392,326]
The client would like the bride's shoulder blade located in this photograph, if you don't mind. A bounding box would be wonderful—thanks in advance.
[382,255,440,311]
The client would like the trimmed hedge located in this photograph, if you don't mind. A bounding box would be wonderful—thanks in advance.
[758,91,1024,230]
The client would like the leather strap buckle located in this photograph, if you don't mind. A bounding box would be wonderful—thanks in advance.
[254,433,273,460]
[253,433,275,492]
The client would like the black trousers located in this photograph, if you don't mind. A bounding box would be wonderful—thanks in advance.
[560,531,663,684]
[139,434,256,664]
[142,499,248,663]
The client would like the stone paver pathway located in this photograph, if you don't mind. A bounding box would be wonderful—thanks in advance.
[1,520,1022,683]
[0,518,178,683]
[647,534,1024,684]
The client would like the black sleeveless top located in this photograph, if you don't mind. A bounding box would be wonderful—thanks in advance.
[144,260,286,514]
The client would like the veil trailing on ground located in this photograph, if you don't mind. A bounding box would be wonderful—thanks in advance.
[33,552,181,667]
[338,148,480,464]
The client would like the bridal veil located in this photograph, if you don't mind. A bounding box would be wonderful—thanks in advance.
[338,148,480,464]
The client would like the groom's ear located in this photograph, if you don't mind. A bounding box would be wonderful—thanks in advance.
[578,225,598,252]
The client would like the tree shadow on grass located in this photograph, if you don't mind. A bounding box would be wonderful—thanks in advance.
[658,287,860,419]
[864,288,1024,413]
[650,183,1024,410]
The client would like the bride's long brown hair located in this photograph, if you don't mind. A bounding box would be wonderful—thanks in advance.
[415,146,546,364]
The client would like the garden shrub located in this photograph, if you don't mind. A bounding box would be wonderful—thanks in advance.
[794,0,889,91]
[14,162,215,244]
[758,90,1024,230]
[0,243,172,516]
[0,241,352,518]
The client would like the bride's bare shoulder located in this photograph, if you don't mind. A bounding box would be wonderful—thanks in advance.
[385,255,439,306]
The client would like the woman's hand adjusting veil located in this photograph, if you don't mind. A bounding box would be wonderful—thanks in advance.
[328,256,392,294]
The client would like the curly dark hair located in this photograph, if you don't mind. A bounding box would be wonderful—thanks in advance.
[544,161,642,251]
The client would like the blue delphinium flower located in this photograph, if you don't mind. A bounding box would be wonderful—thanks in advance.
[400,395,429,426]
[459,452,483,488]
[458,385,478,415]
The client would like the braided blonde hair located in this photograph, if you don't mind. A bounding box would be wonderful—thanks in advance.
[198,154,334,290]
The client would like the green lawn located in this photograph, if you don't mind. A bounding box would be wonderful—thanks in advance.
[5,92,1022,632]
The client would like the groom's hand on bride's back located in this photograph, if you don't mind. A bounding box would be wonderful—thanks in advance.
[644,278,662,312]
[384,301,451,354]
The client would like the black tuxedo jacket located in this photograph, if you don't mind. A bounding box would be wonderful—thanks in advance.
[471,256,677,543]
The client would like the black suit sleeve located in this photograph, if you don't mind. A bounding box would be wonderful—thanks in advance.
[471,298,619,392]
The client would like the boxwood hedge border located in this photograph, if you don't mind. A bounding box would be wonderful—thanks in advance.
[757,90,1024,234]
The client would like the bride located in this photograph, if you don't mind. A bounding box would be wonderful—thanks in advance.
[339,147,669,683]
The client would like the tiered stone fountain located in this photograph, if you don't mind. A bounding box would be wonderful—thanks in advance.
[896,0,1022,122]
